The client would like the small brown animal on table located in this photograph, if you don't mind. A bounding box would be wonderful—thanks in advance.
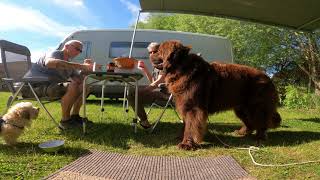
[0,102,39,146]
[153,40,281,150]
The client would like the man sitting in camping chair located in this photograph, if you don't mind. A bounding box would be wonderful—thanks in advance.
[128,42,170,129]
[24,40,97,129]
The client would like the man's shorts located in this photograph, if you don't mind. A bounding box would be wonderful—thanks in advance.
[21,82,68,100]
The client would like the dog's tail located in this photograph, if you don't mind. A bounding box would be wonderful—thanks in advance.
[269,111,282,129]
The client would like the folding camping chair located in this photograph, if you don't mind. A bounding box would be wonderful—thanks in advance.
[147,83,182,133]
[0,40,60,128]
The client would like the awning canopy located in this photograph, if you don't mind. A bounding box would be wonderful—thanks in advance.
[139,0,320,32]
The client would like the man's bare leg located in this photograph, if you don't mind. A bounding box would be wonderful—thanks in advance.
[61,81,81,121]
[71,84,90,115]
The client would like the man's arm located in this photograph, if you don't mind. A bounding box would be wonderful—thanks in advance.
[45,58,92,72]
[137,61,153,83]
[144,74,165,91]
[142,67,153,83]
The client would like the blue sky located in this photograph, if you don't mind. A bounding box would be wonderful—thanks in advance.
[0,0,149,61]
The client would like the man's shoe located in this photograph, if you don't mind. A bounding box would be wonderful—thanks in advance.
[59,119,82,129]
[70,114,94,124]
[140,121,152,129]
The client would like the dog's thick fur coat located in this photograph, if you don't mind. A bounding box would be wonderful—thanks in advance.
[1,102,39,145]
[155,40,281,150]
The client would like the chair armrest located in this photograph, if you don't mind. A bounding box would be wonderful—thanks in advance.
[22,76,49,82]
[2,78,14,82]
[2,77,49,83]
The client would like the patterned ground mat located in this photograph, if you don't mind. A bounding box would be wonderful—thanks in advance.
[45,150,251,180]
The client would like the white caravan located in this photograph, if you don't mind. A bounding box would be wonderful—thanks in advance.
[57,29,233,98]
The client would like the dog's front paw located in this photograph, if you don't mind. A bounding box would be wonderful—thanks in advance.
[4,140,17,147]
[256,130,267,141]
[178,139,200,150]
[234,126,253,136]
[234,130,246,136]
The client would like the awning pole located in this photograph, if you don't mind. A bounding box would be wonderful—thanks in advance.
[129,10,141,58]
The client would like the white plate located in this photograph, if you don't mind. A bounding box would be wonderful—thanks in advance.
[39,140,64,152]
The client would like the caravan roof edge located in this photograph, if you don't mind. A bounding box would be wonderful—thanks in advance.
[63,28,230,40]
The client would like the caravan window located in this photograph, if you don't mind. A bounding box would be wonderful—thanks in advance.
[72,41,92,62]
[109,42,150,59]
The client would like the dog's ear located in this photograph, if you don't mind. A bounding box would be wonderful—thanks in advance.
[171,43,191,62]
[185,44,192,50]
[21,111,30,120]
[160,41,176,62]
[16,108,31,120]
[159,40,191,73]
[158,41,176,72]
[161,41,189,61]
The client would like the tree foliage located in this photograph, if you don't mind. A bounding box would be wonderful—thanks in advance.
[137,14,320,95]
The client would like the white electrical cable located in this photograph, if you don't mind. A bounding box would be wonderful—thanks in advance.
[213,130,320,167]
[247,146,320,167]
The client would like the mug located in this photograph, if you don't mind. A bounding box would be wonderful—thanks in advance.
[107,62,115,72]
[138,61,144,68]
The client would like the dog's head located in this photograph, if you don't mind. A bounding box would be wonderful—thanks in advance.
[149,53,163,70]
[5,102,40,126]
[153,40,191,71]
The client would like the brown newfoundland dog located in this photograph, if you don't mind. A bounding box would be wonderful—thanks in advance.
[153,40,281,150]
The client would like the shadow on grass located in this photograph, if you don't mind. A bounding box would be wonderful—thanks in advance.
[295,117,320,124]
[60,120,320,150]
[85,99,123,106]
[62,121,183,149]
[0,142,89,157]
[207,123,320,147]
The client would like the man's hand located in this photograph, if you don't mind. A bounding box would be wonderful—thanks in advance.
[82,63,94,72]
[84,59,94,65]
[137,61,146,72]
[83,58,94,72]
[137,60,153,83]
[82,61,103,72]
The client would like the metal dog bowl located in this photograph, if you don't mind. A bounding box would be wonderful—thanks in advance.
[39,140,64,152]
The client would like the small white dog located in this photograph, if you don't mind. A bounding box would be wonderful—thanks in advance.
[0,102,39,145]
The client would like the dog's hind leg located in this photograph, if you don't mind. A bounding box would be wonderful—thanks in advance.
[3,132,18,146]
[178,108,208,150]
[234,107,253,136]
[268,111,281,128]
[176,121,185,141]
[235,125,253,136]
[256,128,267,142]
[250,104,272,142]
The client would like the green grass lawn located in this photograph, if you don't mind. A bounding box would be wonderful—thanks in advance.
[0,91,320,179]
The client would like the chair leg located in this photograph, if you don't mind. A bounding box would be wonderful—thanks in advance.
[2,82,25,115]
[6,95,13,108]
[27,83,60,129]
[149,94,174,133]
[1,95,13,116]
[122,83,129,119]
[146,105,152,115]
[5,95,13,111]
[170,103,183,123]
[147,103,162,115]
[99,81,106,122]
